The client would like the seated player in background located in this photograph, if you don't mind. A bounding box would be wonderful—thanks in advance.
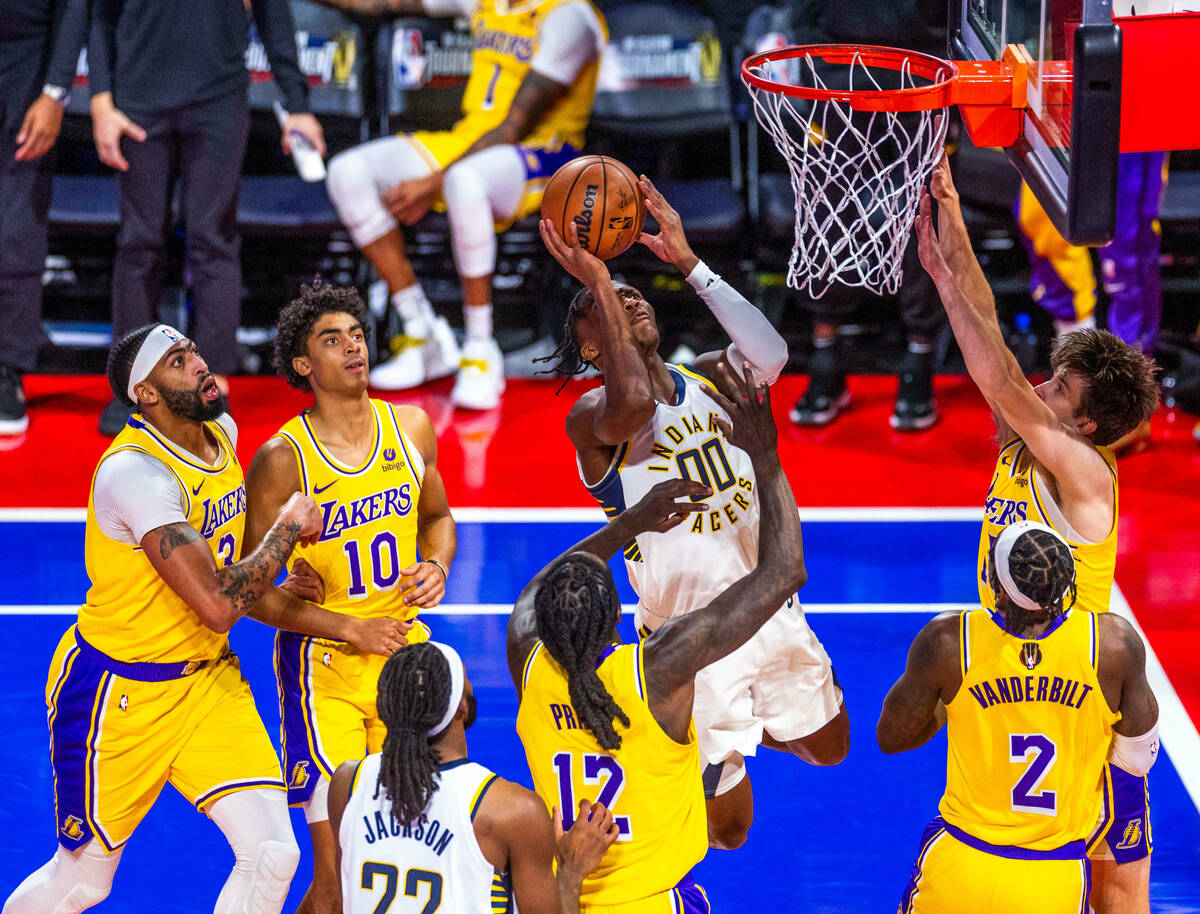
[244,283,456,914]
[3,325,407,914]
[328,641,619,914]
[508,365,810,911]
[878,521,1159,913]
[538,179,847,850]
[915,154,1159,913]
[320,0,607,409]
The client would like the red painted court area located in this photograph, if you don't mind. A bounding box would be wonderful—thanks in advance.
[3,372,1199,721]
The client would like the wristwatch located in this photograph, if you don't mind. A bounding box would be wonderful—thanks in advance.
[41,84,71,108]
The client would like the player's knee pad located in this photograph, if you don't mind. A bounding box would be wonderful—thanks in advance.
[249,839,301,913]
[2,842,120,914]
[442,164,497,279]
[326,150,395,248]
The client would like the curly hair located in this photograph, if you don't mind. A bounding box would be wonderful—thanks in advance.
[1050,329,1158,446]
[374,643,453,827]
[107,324,161,407]
[534,553,629,750]
[272,281,372,391]
[988,528,1077,636]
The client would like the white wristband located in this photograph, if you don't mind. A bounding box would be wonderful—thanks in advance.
[685,260,721,292]
[1108,722,1160,777]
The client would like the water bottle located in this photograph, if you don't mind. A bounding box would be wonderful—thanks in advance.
[273,101,326,183]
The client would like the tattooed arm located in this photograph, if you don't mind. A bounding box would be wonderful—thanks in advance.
[641,366,806,743]
[876,612,962,754]
[142,493,322,634]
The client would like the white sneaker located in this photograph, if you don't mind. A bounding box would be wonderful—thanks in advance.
[423,317,461,382]
[452,338,506,410]
[369,335,429,390]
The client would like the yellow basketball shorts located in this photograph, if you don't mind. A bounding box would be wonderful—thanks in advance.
[405,129,580,230]
[46,625,284,853]
[275,621,430,805]
[899,817,1090,913]
[581,874,711,914]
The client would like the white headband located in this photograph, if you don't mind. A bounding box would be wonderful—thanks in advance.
[994,521,1075,611]
[427,641,465,738]
[127,324,185,402]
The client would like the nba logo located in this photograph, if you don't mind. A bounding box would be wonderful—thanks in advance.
[756,32,800,86]
[1019,642,1043,670]
[393,29,426,88]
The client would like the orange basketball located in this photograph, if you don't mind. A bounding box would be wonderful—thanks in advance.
[541,155,646,260]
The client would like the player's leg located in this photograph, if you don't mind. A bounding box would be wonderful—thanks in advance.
[294,794,340,914]
[208,789,301,914]
[2,842,123,914]
[701,758,753,851]
[754,598,849,766]
[1088,764,1152,914]
[325,135,452,390]
[1015,183,1098,337]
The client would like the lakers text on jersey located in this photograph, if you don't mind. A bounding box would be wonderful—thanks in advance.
[339,755,511,914]
[516,642,709,912]
[977,438,1118,613]
[274,399,431,804]
[583,365,759,630]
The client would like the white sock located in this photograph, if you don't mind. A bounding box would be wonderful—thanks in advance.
[392,287,433,339]
[464,304,493,344]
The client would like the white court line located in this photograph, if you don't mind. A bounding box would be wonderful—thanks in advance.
[1110,584,1200,813]
[0,507,984,524]
[0,603,967,617]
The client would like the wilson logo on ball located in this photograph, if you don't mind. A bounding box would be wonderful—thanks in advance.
[542,155,646,261]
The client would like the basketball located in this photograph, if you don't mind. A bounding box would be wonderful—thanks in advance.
[541,155,646,260]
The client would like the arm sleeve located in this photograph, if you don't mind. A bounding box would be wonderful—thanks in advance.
[92,451,189,545]
[86,0,118,97]
[530,1,604,86]
[686,261,789,385]
[422,0,475,16]
[45,0,90,89]
[252,0,310,114]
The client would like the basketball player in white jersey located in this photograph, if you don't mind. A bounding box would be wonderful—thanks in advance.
[539,178,849,850]
[328,641,618,914]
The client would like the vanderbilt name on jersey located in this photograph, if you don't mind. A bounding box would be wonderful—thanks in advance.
[582,365,758,628]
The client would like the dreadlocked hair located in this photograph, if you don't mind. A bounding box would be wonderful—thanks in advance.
[272,280,372,391]
[106,324,160,407]
[1050,329,1159,445]
[989,528,1078,637]
[534,286,596,393]
[374,643,453,827]
[534,553,629,750]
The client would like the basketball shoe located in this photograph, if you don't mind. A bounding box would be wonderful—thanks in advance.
[0,365,28,435]
[890,343,938,431]
[370,317,460,391]
[452,338,505,410]
[790,342,849,426]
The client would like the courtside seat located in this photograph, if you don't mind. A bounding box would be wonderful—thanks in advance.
[237,176,341,237]
[48,175,120,236]
[646,178,745,248]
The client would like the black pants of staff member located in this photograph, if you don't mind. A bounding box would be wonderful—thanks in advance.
[113,89,249,375]
[0,68,53,375]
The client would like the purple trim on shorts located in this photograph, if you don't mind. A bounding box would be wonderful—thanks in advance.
[48,644,107,851]
[899,817,948,913]
[75,628,227,681]
[274,631,323,805]
[1081,857,1093,914]
[942,820,1086,860]
[518,143,581,182]
[1102,764,1152,862]
[673,872,710,914]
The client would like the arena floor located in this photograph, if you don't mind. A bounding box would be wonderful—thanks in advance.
[1,373,1198,912]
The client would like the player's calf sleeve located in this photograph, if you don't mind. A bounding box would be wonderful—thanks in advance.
[443,164,499,280]
[1,841,121,914]
[210,789,301,914]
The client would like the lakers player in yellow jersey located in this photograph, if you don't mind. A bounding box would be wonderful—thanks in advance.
[915,155,1160,912]
[320,0,607,408]
[4,325,409,914]
[509,366,809,912]
[243,283,457,914]
[879,521,1159,913]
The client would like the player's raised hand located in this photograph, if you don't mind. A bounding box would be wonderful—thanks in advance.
[915,188,953,288]
[398,561,447,609]
[635,176,699,275]
[554,800,619,883]
[347,616,412,656]
[539,218,611,289]
[279,556,326,603]
[702,360,778,458]
[280,492,324,546]
[621,478,711,535]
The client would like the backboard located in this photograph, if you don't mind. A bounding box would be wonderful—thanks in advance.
[950,0,1123,245]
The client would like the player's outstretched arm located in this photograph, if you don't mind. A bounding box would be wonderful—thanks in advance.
[638,177,787,385]
[395,405,457,610]
[876,611,961,753]
[505,478,711,693]
[642,364,806,738]
[141,492,321,634]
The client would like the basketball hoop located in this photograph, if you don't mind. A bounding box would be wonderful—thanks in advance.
[743,45,969,298]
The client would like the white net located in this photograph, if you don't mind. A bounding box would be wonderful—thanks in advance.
[745,49,951,298]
